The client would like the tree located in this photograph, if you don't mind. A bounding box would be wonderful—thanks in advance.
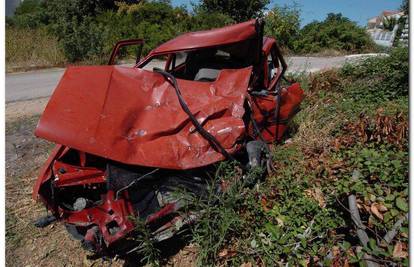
[264,3,300,51]
[400,0,408,15]
[200,0,270,22]
[8,0,48,28]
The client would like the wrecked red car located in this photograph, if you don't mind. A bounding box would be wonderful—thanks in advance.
[33,19,303,253]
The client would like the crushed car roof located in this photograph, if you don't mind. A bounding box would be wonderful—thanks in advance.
[150,20,257,55]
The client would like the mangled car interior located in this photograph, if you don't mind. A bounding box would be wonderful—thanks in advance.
[33,19,304,254]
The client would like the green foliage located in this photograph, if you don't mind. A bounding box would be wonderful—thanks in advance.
[336,144,408,195]
[96,1,232,59]
[8,0,232,63]
[393,15,408,47]
[133,218,161,266]
[341,47,409,102]
[8,0,378,63]
[332,142,408,263]
[185,162,246,265]
[7,0,48,28]
[255,146,344,265]
[188,9,234,31]
[42,0,117,62]
[199,0,269,22]
[14,0,43,15]
[185,154,346,265]
[294,13,374,54]
[264,4,300,51]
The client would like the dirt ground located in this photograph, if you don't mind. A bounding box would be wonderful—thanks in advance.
[5,99,197,267]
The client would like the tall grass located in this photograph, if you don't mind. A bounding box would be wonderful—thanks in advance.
[6,27,66,72]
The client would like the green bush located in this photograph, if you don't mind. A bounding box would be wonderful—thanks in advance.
[187,9,234,31]
[17,0,232,63]
[8,0,381,63]
[199,0,269,22]
[264,4,300,52]
[97,2,194,58]
[85,1,232,62]
[341,47,409,101]
[7,0,48,28]
[42,0,116,62]
[294,13,375,54]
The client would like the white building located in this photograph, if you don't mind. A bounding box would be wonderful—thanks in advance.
[366,10,405,47]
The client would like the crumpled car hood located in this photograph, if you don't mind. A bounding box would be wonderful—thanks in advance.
[35,66,252,169]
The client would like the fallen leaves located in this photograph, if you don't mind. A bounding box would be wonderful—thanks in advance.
[218,248,236,259]
[370,203,388,221]
[370,204,383,220]
[336,110,408,149]
[309,70,342,92]
[304,188,326,208]
[392,242,408,258]
[260,195,271,212]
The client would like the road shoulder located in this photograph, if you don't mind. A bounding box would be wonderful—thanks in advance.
[6,98,49,122]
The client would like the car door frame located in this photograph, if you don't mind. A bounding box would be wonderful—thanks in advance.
[262,39,287,93]
[108,39,145,65]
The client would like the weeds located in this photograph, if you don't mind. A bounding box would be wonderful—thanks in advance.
[6,27,65,72]
[184,162,246,265]
[340,47,409,101]
[132,219,161,266]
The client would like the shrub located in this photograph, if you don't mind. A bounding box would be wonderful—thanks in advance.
[341,47,409,101]
[7,0,48,28]
[97,2,190,58]
[93,2,232,61]
[188,9,234,31]
[199,0,269,22]
[7,0,233,64]
[294,13,375,54]
[264,4,300,52]
[39,0,232,62]
[42,0,117,62]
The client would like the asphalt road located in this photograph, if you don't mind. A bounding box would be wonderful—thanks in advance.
[5,56,355,103]
[6,68,66,103]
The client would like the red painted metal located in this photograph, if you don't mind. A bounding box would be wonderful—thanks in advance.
[52,161,105,187]
[32,144,64,200]
[149,20,257,55]
[35,66,252,169]
[62,190,136,246]
[249,83,304,142]
[108,39,144,65]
